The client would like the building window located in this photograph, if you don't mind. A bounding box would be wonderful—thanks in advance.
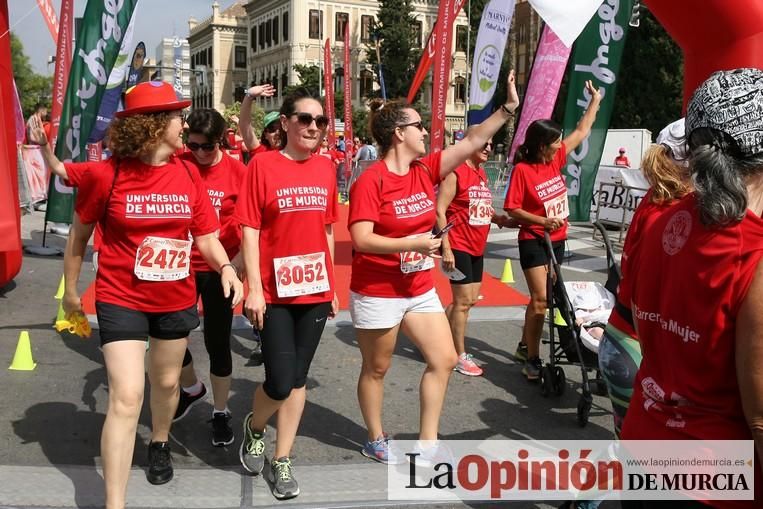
[234,86,245,103]
[266,19,272,46]
[335,12,349,40]
[259,22,265,48]
[361,15,374,43]
[334,66,344,91]
[309,9,322,39]
[454,76,466,103]
[207,47,212,67]
[251,26,256,51]
[281,72,288,94]
[234,46,247,68]
[283,12,289,41]
[359,69,373,98]
[412,20,423,48]
[272,17,279,44]
[456,25,468,53]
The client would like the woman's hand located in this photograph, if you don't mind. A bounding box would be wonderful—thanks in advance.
[329,294,339,319]
[543,217,565,232]
[441,247,456,271]
[244,290,267,330]
[411,235,442,258]
[585,80,602,104]
[27,117,48,146]
[220,265,244,307]
[62,291,82,317]
[246,84,276,99]
[505,70,520,112]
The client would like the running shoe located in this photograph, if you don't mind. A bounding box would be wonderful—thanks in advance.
[210,411,234,447]
[523,357,542,381]
[146,441,173,485]
[239,412,266,474]
[268,456,300,499]
[361,433,404,464]
[514,342,529,362]
[454,353,483,376]
[249,336,264,366]
[173,382,207,422]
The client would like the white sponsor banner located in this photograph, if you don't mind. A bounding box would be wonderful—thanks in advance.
[528,0,605,47]
[387,440,755,501]
[590,165,648,224]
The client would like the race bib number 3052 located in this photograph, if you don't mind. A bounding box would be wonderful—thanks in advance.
[134,236,192,281]
[274,252,330,298]
[544,192,569,219]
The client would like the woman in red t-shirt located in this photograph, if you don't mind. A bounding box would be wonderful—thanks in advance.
[171,109,248,447]
[30,81,244,507]
[503,80,602,382]
[348,72,519,464]
[436,136,515,377]
[236,89,338,500]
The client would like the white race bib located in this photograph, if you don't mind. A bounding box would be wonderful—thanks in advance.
[134,236,192,281]
[400,234,435,274]
[468,198,493,226]
[273,252,330,298]
[544,192,569,219]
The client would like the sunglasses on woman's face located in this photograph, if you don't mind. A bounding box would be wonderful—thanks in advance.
[397,121,425,132]
[483,142,493,151]
[186,141,217,152]
[291,112,329,130]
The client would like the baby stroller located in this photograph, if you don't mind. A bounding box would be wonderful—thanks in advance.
[540,222,621,427]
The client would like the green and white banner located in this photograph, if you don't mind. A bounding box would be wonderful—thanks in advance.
[562,0,633,221]
[45,0,139,225]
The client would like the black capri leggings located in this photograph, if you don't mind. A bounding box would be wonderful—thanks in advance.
[261,302,331,401]
[182,271,234,377]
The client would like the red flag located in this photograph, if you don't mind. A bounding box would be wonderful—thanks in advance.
[430,0,459,153]
[323,39,336,149]
[407,0,467,104]
[343,24,353,169]
[36,0,59,42]
[49,0,73,150]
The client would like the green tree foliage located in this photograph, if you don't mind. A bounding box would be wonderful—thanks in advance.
[283,64,320,98]
[364,0,420,100]
[223,101,265,134]
[11,33,52,118]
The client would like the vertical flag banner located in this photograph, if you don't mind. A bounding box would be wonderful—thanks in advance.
[89,9,137,143]
[12,81,25,145]
[562,0,633,221]
[508,26,571,161]
[323,39,336,148]
[36,0,59,43]
[407,0,467,104]
[45,0,139,225]
[467,0,514,126]
[172,36,184,98]
[528,0,606,47]
[343,24,353,168]
[49,0,73,150]
[431,0,460,152]
[126,41,146,89]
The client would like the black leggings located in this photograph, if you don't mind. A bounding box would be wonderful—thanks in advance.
[182,271,233,377]
[261,302,331,401]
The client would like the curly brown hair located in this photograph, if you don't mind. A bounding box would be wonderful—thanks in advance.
[107,112,173,159]
[368,98,412,156]
[642,144,691,204]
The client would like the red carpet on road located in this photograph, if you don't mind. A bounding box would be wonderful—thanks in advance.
[81,204,528,315]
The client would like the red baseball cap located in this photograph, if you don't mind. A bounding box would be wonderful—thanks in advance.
[117,81,191,118]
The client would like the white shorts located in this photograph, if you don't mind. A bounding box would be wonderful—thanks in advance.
[349,288,444,329]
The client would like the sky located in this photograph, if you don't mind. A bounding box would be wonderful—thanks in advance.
[8,0,242,75]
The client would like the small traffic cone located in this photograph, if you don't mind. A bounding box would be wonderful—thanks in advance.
[54,275,65,299]
[500,259,514,283]
[56,301,66,322]
[9,331,36,371]
[553,308,567,327]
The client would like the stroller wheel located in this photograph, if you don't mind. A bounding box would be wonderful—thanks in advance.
[553,366,566,396]
[577,394,592,427]
[540,366,554,397]
[588,378,609,397]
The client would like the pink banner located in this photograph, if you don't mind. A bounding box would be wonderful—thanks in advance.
[21,145,50,203]
[49,0,73,150]
[508,25,571,162]
[343,24,353,168]
[36,0,58,42]
[323,39,336,149]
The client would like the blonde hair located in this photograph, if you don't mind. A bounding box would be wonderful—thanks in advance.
[641,144,691,204]
[107,112,173,159]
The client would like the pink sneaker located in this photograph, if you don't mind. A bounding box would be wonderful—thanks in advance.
[455,353,483,376]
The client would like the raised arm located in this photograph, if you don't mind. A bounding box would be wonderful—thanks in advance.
[562,80,602,156]
[27,119,68,180]
[439,70,520,177]
[239,84,276,151]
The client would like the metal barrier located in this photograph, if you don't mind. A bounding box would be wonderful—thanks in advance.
[591,181,648,243]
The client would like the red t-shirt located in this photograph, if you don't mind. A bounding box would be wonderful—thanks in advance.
[445,162,494,256]
[349,153,442,297]
[74,157,219,313]
[614,155,630,167]
[504,142,569,242]
[621,195,763,507]
[248,144,276,159]
[181,152,248,273]
[234,150,337,305]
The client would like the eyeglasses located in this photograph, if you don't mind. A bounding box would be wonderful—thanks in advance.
[483,142,493,150]
[396,121,425,131]
[264,123,280,134]
[186,141,217,152]
[291,112,329,130]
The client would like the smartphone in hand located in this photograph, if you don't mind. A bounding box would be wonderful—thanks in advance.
[433,221,456,239]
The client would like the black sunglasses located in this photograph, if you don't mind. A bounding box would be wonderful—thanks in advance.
[264,122,280,134]
[186,141,217,152]
[291,112,329,130]
[483,141,493,150]
[397,121,425,131]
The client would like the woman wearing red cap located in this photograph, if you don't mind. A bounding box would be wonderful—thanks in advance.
[32,81,244,509]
